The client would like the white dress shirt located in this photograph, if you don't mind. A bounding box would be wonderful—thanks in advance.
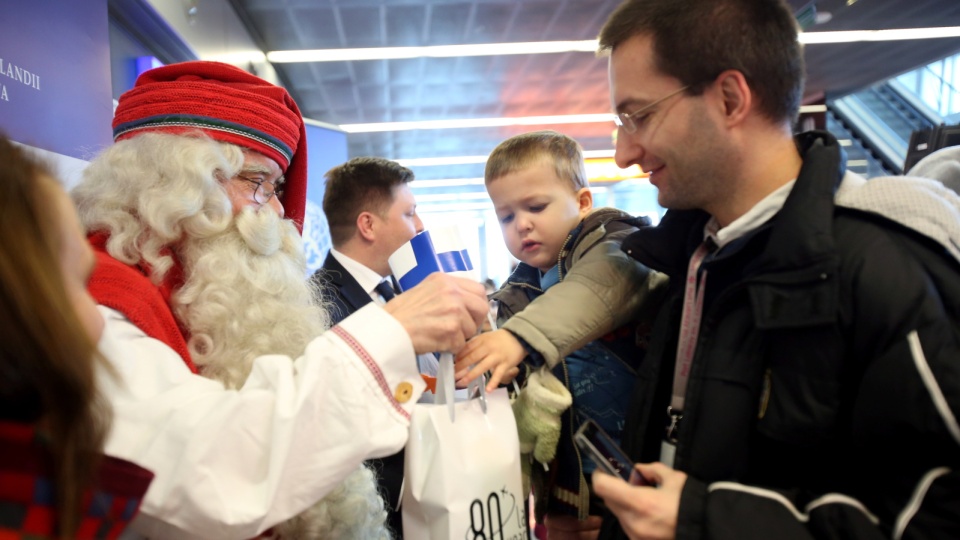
[329,248,394,304]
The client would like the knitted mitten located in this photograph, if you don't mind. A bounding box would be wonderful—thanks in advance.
[512,367,573,475]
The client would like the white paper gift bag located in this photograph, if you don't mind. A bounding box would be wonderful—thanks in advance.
[402,377,528,540]
[390,227,527,539]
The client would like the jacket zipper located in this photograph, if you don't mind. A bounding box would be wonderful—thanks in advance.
[556,231,575,282]
[672,279,747,470]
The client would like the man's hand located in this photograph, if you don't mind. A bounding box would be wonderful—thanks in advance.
[592,463,686,540]
[454,328,525,391]
[383,273,487,354]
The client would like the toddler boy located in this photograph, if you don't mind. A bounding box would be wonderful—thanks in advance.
[454,130,665,538]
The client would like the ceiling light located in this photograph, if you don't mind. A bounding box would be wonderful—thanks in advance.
[397,149,614,167]
[411,178,486,187]
[585,158,646,182]
[415,192,492,203]
[347,107,826,134]
[419,202,495,213]
[207,51,267,64]
[396,156,489,167]
[800,27,960,44]
[266,27,960,65]
[342,114,613,133]
[267,40,597,63]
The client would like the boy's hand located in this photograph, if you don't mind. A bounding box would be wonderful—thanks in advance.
[454,328,525,391]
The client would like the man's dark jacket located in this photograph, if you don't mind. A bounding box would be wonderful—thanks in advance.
[310,251,407,537]
[311,251,373,325]
[600,131,960,540]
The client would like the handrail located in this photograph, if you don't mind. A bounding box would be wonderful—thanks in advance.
[829,96,907,172]
[863,87,928,132]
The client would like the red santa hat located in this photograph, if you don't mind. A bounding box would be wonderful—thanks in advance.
[112,61,308,231]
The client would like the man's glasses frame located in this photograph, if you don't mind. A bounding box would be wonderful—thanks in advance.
[235,175,282,205]
[613,85,691,134]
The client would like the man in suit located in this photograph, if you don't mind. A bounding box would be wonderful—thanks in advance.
[313,157,423,324]
[310,156,425,537]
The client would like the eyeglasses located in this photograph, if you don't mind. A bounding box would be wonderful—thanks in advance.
[235,175,283,205]
[613,85,691,134]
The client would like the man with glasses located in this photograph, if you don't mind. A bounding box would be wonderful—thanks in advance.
[72,60,488,539]
[592,1,960,539]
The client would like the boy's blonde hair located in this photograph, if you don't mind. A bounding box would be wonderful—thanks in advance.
[485,130,588,191]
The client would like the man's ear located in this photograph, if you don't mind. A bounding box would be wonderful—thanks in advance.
[357,211,377,241]
[577,187,593,219]
[716,69,752,127]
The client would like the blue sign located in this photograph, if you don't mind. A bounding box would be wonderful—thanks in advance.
[0,1,112,159]
[301,121,349,273]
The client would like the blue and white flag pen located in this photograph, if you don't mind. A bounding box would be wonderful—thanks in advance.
[388,228,477,291]
[388,226,483,416]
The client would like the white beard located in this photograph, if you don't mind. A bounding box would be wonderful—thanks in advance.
[173,208,393,539]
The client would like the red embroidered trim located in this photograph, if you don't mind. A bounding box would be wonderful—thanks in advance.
[331,326,410,420]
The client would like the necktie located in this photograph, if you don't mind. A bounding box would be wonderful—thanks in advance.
[375,279,397,302]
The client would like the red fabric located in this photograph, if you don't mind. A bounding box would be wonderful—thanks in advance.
[86,234,197,373]
[0,421,154,540]
[112,61,308,231]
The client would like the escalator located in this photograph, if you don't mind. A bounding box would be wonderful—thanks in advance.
[825,111,897,178]
[851,84,936,144]
[827,81,941,175]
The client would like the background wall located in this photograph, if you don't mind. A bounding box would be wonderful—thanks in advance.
[0,0,113,187]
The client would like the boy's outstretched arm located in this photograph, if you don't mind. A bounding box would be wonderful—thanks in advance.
[454,328,525,390]
[503,239,666,368]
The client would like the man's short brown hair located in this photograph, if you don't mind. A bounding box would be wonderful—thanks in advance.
[598,0,804,125]
[323,157,415,247]
[485,130,588,191]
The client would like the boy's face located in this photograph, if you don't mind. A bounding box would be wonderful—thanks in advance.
[487,160,592,273]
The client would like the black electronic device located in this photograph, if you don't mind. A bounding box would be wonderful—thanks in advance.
[574,419,637,482]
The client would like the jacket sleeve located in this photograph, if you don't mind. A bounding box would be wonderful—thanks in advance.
[675,222,960,540]
[501,238,667,368]
[679,463,960,540]
[97,303,424,540]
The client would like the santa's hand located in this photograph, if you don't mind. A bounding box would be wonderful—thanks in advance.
[383,273,487,354]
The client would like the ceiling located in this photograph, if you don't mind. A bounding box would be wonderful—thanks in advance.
[222,0,960,191]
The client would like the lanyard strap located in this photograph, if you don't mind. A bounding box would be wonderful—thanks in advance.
[670,241,714,412]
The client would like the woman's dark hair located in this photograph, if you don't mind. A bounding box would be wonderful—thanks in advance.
[0,135,110,537]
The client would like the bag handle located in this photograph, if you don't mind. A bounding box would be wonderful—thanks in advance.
[434,299,498,420]
[434,354,488,422]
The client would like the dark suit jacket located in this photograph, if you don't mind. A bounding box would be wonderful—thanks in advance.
[309,250,407,537]
[311,251,374,325]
